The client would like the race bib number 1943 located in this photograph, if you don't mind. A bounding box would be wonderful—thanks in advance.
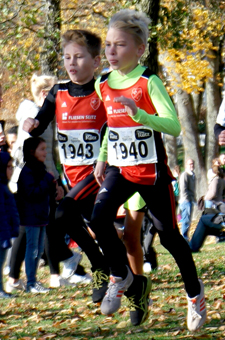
[58,129,100,166]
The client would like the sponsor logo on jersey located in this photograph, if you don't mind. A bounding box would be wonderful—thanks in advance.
[107,106,113,115]
[131,87,142,102]
[105,95,111,101]
[90,98,101,110]
[135,129,152,140]
[62,112,68,120]
[61,102,67,107]
[83,132,99,142]
[57,132,68,142]
[108,130,119,141]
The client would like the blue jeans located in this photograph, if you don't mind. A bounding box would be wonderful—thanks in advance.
[180,201,193,242]
[25,226,46,287]
[0,247,7,291]
[189,214,222,252]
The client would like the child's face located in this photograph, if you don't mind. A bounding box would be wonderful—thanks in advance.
[105,28,145,76]
[64,43,100,85]
[34,141,47,163]
[6,159,14,180]
[6,133,17,153]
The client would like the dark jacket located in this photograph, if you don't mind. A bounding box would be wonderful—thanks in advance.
[17,158,55,226]
[0,152,19,249]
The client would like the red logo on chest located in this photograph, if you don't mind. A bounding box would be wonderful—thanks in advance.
[90,98,101,110]
[131,87,142,102]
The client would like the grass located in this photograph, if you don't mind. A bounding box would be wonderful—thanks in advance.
[1,223,225,340]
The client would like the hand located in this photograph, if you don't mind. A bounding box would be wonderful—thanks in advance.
[94,161,106,186]
[23,118,39,132]
[55,185,64,201]
[218,130,225,145]
[114,96,137,117]
[0,134,6,146]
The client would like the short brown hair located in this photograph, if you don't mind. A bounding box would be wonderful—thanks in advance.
[62,30,101,58]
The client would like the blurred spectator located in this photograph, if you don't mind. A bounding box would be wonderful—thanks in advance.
[6,126,18,154]
[179,159,196,242]
[0,152,19,297]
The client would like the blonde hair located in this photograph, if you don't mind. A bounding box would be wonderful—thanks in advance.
[31,74,57,104]
[62,30,101,58]
[108,9,150,46]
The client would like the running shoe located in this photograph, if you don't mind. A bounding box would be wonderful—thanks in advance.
[101,266,133,315]
[50,275,76,288]
[5,279,25,293]
[187,279,206,331]
[69,273,92,284]
[125,275,152,326]
[3,266,10,275]
[61,252,82,279]
[92,269,109,303]
[0,291,14,298]
[27,282,49,294]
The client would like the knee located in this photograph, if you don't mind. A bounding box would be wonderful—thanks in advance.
[55,197,74,220]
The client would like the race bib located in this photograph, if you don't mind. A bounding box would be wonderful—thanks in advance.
[57,129,100,166]
[108,126,157,166]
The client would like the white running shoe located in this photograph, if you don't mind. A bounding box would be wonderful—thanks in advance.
[5,279,26,293]
[61,252,82,279]
[50,276,76,288]
[3,266,10,276]
[187,279,206,331]
[101,266,133,315]
[27,282,49,294]
[143,262,152,274]
[69,273,92,284]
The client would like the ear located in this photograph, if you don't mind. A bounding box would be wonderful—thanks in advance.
[93,55,101,69]
[137,43,146,58]
[41,90,47,98]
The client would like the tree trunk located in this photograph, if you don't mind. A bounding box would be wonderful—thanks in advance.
[40,0,61,76]
[176,89,208,198]
[205,47,221,171]
[164,134,177,169]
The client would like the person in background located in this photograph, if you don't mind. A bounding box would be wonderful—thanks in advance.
[6,126,18,154]
[189,203,225,252]
[0,120,7,152]
[17,137,55,293]
[214,97,225,145]
[0,152,19,297]
[6,74,81,292]
[0,86,7,152]
[179,159,196,242]
[204,163,225,208]
[10,74,59,193]
[207,158,220,183]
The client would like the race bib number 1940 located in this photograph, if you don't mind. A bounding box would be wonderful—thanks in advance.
[58,129,100,166]
[108,126,157,166]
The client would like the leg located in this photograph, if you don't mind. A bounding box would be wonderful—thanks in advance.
[25,226,41,288]
[140,182,206,331]
[123,210,144,275]
[142,213,158,271]
[55,174,111,302]
[90,167,135,276]
[9,226,26,280]
[140,183,200,297]
[180,201,192,242]
[36,226,46,273]
[0,248,7,291]
[190,214,223,252]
